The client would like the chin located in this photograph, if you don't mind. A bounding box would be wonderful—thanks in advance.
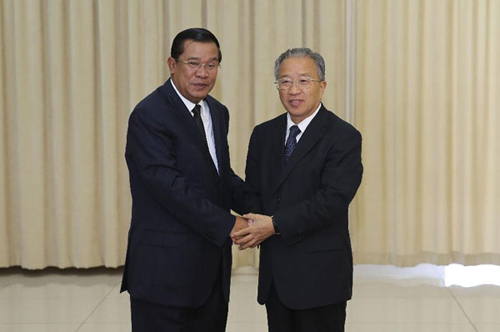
[288,109,305,118]
[191,89,210,98]
[189,93,207,101]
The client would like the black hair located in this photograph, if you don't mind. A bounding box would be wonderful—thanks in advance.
[170,27,222,63]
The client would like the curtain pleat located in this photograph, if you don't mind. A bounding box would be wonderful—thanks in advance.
[351,0,500,266]
[0,0,346,269]
[1,0,498,269]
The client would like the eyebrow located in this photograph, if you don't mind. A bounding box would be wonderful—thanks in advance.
[185,56,219,62]
[279,73,314,78]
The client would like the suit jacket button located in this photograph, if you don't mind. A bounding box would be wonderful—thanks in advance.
[276,197,280,203]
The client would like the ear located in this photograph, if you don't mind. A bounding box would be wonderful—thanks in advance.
[319,80,327,98]
[167,57,177,74]
[320,80,327,91]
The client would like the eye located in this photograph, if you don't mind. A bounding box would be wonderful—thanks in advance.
[187,61,200,68]
[205,62,218,69]
[299,78,311,84]
[280,79,292,86]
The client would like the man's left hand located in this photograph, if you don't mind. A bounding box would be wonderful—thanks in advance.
[233,213,275,250]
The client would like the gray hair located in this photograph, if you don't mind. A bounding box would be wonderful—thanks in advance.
[274,48,326,81]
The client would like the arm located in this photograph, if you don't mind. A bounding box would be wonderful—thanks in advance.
[232,128,269,248]
[242,128,263,213]
[222,108,251,216]
[235,129,363,248]
[127,108,237,247]
[228,168,247,215]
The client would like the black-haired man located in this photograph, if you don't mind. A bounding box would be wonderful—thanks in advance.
[121,27,247,332]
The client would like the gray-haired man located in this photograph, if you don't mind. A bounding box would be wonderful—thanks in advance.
[233,48,363,332]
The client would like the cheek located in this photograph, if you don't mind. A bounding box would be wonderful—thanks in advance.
[279,92,287,103]
[183,73,194,82]
[208,76,217,85]
[309,90,321,102]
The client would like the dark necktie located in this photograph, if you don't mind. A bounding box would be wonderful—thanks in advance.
[284,125,301,162]
[192,105,207,140]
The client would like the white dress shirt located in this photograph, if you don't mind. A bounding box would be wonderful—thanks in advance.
[170,80,219,173]
[285,103,322,143]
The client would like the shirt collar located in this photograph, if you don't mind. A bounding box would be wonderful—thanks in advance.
[286,103,322,135]
[170,79,202,114]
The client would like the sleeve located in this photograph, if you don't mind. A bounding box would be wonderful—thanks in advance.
[229,169,247,215]
[222,107,247,215]
[243,127,264,214]
[127,108,235,247]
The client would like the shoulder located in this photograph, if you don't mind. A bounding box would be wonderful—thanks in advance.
[253,113,287,134]
[205,94,226,110]
[205,94,229,119]
[129,83,176,122]
[321,107,362,140]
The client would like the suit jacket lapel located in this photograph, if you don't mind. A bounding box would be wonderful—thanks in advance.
[269,115,287,191]
[161,80,219,176]
[273,107,328,193]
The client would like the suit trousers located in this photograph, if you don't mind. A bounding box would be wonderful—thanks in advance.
[265,283,347,332]
[130,269,228,332]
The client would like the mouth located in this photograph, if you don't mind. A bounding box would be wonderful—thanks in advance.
[288,99,303,107]
[191,82,209,90]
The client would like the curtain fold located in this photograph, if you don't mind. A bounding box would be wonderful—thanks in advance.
[0,0,346,269]
[1,0,498,269]
[351,0,500,266]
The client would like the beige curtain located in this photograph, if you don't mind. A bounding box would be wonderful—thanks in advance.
[351,0,500,266]
[0,0,346,269]
[1,0,499,269]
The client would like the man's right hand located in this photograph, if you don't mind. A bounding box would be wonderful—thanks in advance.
[230,216,250,242]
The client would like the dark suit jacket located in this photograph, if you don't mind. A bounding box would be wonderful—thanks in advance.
[245,106,363,310]
[120,79,245,308]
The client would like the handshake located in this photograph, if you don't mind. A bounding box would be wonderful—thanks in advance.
[230,214,276,250]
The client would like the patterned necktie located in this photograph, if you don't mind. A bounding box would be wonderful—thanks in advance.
[192,105,207,140]
[284,125,301,163]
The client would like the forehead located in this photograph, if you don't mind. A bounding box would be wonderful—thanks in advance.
[278,57,317,77]
[181,40,219,59]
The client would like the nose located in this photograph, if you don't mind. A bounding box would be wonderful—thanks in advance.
[288,83,301,94]
[195,65,209,77]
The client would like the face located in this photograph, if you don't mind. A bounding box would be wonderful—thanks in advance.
[167,40,220,104]
[277,57,326,124]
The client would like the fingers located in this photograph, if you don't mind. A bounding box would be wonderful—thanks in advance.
[233,227,251,238]
[231,228,252,244]
[243,213,258,220]
[234,231,254,244]
[238,237,258,250]
[240,237,265,250]
[249,240,262,249]
[231,213,271,249]
[235,235,263,250]
[235,234,256,250]
[231,231,247,241]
